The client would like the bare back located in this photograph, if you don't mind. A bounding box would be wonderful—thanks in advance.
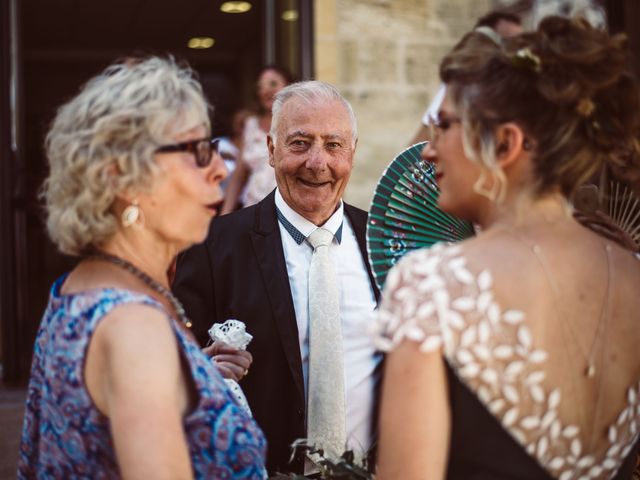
[375,218,640,478]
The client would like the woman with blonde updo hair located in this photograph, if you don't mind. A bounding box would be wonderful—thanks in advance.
[18,56,266,478]
[375,17,640,479]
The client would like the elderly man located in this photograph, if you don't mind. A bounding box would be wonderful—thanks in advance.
[173,81,382,474]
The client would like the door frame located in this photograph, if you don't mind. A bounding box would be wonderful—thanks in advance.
[1,0,27,385]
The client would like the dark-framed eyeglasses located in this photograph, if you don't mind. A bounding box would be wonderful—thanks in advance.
[426,115,462,142]
[155,137,220,168]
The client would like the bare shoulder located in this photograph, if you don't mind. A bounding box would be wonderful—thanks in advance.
[85,302,186,416]
[609,241,640,296]
[453,231,514,263]
[610,240,640,268]
[94,303,179,358]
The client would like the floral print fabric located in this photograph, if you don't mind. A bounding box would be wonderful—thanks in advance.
[18,274,266,479]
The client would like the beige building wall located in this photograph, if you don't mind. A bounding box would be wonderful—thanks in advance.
[314,0,494,209]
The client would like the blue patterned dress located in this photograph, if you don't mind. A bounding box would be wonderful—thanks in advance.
[18,274,267,479]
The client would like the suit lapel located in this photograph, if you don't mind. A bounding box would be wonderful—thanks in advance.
[250,192,306,403]
[344,203,381,303]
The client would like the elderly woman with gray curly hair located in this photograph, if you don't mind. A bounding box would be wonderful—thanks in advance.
[17,57,266,479]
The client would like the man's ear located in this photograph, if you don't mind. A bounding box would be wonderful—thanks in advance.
[267,134,276,167]
[495,122,527,169]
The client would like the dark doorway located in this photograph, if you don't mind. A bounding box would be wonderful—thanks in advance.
[606,0,640,76]
[2,0,313,384]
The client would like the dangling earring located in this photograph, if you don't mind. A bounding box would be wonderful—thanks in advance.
[473,171,499,202]
[121,200,143,228]
[473,170,507,203]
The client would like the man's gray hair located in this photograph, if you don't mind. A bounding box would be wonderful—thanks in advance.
[270,80,358,146]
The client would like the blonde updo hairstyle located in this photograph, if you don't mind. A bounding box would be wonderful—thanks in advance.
[440,16,640,201]
[43,56,210,256]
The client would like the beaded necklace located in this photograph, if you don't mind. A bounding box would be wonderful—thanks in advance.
[93,250,192,329]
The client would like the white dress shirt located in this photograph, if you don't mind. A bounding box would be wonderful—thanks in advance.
[275,189,382,455]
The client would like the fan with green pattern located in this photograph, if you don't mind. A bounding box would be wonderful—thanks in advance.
[366,142,475,290]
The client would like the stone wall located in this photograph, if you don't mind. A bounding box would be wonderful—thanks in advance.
[314,0,495,209]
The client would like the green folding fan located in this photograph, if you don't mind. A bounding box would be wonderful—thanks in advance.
[366,141,475,290]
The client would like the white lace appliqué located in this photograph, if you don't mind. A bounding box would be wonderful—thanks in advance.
[373,244,640,480]
[209,319,253,415]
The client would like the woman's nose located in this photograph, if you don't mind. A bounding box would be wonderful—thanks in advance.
[208,151,228,183]
[421,141,437,164]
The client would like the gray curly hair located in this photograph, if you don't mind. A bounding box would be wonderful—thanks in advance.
[42,56,210,256]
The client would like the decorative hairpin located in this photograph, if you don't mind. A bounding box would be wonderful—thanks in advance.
[474,26,503,46]
[512,47,541,73]
[576,98,596,118]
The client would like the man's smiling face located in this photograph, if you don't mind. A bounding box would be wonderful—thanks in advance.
[267,97,355,225]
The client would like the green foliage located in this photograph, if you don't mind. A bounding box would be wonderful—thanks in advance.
[269,439,374,480]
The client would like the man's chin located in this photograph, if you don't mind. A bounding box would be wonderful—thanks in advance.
[292,194,331,210]
[289,196,340,221]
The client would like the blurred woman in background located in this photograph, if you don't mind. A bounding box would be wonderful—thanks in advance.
[218,108,251,193]
[221,65,292,213]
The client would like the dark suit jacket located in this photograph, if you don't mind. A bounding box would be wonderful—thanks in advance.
[173,190,381,474]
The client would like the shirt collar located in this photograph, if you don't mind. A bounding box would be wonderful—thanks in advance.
[275,188,344,245]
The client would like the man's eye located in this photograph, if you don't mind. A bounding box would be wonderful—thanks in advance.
[327,142,341,149]
[290,140,307,148]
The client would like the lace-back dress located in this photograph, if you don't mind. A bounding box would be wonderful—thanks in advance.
[18,274,267,479]
[374,243,640,479]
